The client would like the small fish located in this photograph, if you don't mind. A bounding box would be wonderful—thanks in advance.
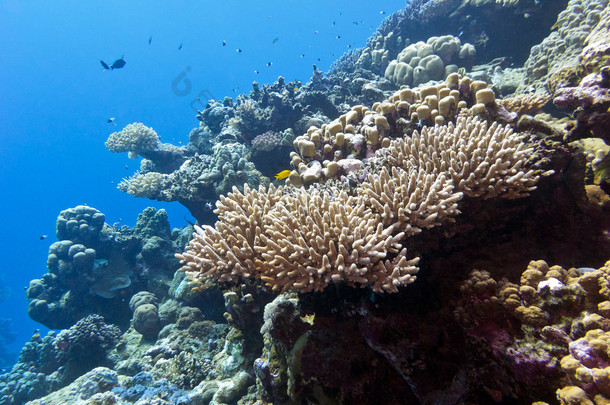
[274,170,292,180]
[204,202,214,211]
[222,40,227,46]
[104,57,125,70]
[347,44,352,48]
[353,21,358,25]
[107,117,117,125]
[148,36,152,45]
[125,165,128,170]
[178,43,183,50]
[254,69,259,74]
[266,62,272,67]
[32,333,40,340]
[380,10,386,14]
[300,314,315,325]
[39,235,47,240]
[336,35,341,39]
[272,37,279,44]
[184,215,196,226]
[33,329,39,333]
[300,54,305,58]
[332,21,335,26]
[236,48,242,53]
[314,30,319,34]
[111,57,126,69]
[293,86,300,92]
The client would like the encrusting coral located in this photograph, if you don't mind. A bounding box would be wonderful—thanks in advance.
[176,115,547,294]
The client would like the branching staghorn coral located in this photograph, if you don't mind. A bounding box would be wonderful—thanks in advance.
[177,184,418,294]
[176,116,548,294]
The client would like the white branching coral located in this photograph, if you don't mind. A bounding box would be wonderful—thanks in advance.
[105,123,160,158]
[382,116,541,199]
[176,116,547,294]
[177,184,419,293]
[118,172,165,198]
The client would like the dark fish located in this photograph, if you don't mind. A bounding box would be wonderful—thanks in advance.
[125,165,128,170]
[178,42,183,50]
[336,35,341,39]
[353,21,358,25]
[254,70,259,74]
[300,54,305,58]
[110,57,126,70]
[107,117,116,125]
[347,44,352,48]
[39,235,47,240]
[236,48,242,53]
[148,36,152,45]
[380,10,386,14]
[266,62,272,66]
[332,21,335,26]
[272,37,279,44]
[314,30,318,34]
[100,60,110,70]
[184,215,196,227]
[222,40,227,46]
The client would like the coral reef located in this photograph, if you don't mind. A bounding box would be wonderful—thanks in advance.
[8,2,610,405]
[118,140,268,224]
[26,206,183,330]
[0,315,120,405]
[518,0,608,94]
[554,67,610,145]
[177,114,546,294]
[384,35,476,87]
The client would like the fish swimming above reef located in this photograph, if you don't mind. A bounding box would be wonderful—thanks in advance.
[274,170,291,180]
[100,57,126,70]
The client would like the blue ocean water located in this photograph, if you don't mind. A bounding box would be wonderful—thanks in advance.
[0,0,404,366]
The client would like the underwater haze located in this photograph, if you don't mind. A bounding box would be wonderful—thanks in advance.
[0,0,402,361]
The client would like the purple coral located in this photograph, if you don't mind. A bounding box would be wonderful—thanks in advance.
[251,131,282,152]
[554,68,610,143]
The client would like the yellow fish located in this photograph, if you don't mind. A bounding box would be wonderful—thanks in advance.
[300,314,315,326]
[274,170,292,180]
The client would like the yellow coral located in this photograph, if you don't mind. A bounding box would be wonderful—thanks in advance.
[557,386,595,405]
